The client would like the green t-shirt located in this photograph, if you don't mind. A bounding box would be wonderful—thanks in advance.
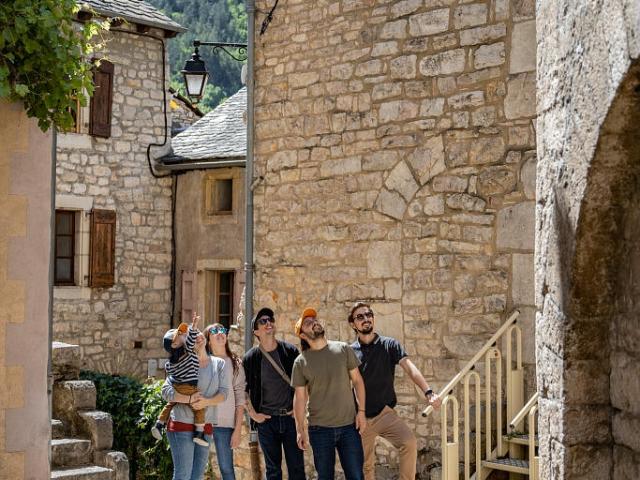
[291,340,361,427]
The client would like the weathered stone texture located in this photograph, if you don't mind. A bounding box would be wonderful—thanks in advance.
[54,26,173,377]
[254,0,538,475]
[536,0,640,478]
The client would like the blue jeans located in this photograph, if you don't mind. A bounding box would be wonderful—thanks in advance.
[167,430,212,480]
[212,427,236,480]
[257,415,306,480]
[308,424,364,480]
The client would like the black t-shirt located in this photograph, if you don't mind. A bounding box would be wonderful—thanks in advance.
[351,334,407,418]
[260,348,293,413]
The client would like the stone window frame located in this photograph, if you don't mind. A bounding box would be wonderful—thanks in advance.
[202,168,241,225]
[53,194,93,300]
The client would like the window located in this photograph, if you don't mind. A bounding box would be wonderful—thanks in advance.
[54,211,76,285]
[202,170,241,224]
[53,207,116,289]
[89,60,114,138]
[205,271,235,328]
[207,178,233,215]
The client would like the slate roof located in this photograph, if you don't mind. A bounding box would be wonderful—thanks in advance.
[80,0,185,32]
[163,87,247,164]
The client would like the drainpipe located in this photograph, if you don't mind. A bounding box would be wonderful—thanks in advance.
[244,0,255,365]
[244,2,261,480]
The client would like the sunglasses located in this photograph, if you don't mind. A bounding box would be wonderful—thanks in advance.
[257,317,275,326]
[353,311,374,322]
[209,326,228,335]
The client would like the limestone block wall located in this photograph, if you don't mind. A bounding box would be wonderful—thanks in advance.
[253,0,537,469]
[536,1,640,478]
[0,101,52,480]
[54,25,174,377]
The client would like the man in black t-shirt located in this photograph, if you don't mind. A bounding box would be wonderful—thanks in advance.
[243,307,306,480]
[349,302,441,480]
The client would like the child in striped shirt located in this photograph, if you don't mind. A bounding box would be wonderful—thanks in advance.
[151,315,208,446]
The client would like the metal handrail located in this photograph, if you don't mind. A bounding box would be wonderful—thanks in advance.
[422,310,520,417]
[509,391,539,431]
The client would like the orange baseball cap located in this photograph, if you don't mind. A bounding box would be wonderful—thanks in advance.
[295,307,317,336]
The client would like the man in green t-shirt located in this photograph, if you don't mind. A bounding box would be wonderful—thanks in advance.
[291,307,367,480]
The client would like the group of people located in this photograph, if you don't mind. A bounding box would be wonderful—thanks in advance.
[155,302,441,480]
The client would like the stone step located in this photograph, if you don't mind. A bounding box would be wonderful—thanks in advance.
[51,439,93,468]
[53,381,97,411]
[52,419,66,439]
[78,411,113,451]
[94,451,129,480]
[51,465,113,480]
[52,342,81,381]
[53,381,97,431]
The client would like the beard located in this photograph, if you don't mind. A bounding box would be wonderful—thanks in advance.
[306,323,325,340]
[356,322,373,335]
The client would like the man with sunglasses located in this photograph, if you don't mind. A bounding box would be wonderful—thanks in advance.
[242,307,306,480]
[348,302,441,480]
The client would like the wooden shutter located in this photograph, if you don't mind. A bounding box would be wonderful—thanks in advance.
[89,209,116,287]
[89,60,114,138]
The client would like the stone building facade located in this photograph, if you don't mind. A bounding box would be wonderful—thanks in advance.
[536,1,640,479]
[53,3,184,377]
[0,100,53,480]
[252,0,537,474]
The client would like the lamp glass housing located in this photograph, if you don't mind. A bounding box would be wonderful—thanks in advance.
[181,51,209,102]
[183,71,209,100]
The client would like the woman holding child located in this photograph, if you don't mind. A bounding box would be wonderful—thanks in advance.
[161,315,229,480]
[205,323,246,480]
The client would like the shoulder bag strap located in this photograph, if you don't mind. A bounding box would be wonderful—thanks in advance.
[259,344,292,386]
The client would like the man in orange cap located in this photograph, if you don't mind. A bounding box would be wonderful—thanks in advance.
[292,307,367,480]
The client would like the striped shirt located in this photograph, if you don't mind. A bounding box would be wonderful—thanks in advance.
[165,326,200,384]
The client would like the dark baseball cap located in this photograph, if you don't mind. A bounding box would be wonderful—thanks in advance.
[252,307,275,331]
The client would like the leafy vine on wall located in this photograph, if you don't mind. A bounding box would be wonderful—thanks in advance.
[0,0,107,131]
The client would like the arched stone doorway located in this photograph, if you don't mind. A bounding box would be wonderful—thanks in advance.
[536,58,640,478]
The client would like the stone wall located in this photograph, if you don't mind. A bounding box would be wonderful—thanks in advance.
[536,1,640,478]
[252,0,537,473]
[612,190,640,478]
[54,24,174,378]
[0,100,52,480]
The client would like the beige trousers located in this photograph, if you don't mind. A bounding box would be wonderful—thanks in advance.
[361,406,418,480]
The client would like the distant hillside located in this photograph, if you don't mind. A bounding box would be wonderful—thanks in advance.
[148,0,247,112]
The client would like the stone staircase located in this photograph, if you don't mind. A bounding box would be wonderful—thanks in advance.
[51,342,129,480]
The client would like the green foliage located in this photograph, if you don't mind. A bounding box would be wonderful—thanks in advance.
[0,0,107,131]
[80,371,173,479]
[147,0,247,112]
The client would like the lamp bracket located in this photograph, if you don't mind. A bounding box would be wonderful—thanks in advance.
[193,41,248,62]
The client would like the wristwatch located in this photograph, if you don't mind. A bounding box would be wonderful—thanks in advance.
[425,388,434,398]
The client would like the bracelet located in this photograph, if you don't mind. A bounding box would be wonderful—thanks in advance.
[358,409,365,413]
[425,389,433,397]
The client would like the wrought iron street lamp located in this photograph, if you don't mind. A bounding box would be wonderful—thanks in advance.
[181,40,248,103]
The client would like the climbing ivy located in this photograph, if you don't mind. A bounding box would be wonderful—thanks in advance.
[0,0,107,132]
